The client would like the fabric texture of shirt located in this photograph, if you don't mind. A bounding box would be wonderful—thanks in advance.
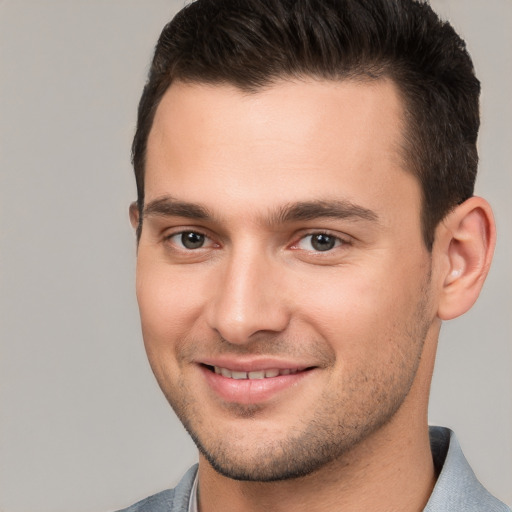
[187,469,198,512]
[115,426,511,512]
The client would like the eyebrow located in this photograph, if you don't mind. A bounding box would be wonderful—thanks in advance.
[143,196,213,220]
[143,196,379,225]
[270,200,379,225]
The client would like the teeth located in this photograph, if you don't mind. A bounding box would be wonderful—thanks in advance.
[213,366,300,380]
[248,370,265,379]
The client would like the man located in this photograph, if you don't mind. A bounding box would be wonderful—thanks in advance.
[119,0,509,510]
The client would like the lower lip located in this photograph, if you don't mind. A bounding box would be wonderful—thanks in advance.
[200,366,312,404]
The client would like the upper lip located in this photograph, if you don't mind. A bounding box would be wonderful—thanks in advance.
[197,357,314,373]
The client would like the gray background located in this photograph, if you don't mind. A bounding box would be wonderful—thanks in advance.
[0,1,510,511]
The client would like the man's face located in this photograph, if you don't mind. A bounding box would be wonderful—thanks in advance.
[135,79,438,481]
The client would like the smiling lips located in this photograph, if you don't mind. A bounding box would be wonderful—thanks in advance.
[212,366,300,379]
[201,363,313,404]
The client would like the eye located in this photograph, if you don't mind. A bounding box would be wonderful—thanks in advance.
[296,233,343,252]
[167,231,210,250]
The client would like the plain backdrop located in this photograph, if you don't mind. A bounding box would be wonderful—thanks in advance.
[0,1,510,511]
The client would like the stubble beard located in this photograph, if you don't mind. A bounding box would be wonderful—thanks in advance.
[154,274,434,482]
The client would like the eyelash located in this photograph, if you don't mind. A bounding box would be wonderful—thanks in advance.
[163,229,350,254]
[163,230,218,251]
[291,231,350,252]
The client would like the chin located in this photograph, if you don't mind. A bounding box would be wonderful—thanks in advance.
[181,410,384,482]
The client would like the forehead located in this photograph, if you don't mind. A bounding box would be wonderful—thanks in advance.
[145,78,419,227]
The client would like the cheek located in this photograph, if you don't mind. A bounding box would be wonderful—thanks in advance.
[135,259,206,349]
[297,265,426,362]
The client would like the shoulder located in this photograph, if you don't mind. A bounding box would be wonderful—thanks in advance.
[116,489,175,512]
[114,465,198,512]
[425,427,511,512]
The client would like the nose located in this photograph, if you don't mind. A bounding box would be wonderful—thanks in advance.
[206,248,290,344]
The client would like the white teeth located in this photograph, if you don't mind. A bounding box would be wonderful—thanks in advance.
[213,366,300,380]
[248,370,265,379]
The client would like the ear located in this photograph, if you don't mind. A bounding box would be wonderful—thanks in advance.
[129,201,139,230]
[435,196,496,320]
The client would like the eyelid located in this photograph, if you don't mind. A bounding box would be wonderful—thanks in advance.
[163,228,219,250]
[289,230,352,251]
[160,226,351,252]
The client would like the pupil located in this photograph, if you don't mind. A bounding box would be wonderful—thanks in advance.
[181,232,205,249]
[311,234,335,251]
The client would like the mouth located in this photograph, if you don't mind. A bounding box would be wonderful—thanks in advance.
[200,363,316,404]
[203,364,305,380]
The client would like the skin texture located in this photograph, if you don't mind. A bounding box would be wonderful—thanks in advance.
[132,79,495,512]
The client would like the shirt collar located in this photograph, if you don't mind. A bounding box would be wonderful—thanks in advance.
[186,427,508,512]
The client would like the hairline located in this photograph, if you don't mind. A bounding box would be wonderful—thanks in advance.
[136,72,433,250]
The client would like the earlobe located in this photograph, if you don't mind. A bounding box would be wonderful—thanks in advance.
[436,197,496,321]
[129,202,139,230]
